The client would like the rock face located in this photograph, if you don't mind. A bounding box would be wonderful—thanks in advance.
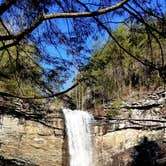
[0,89,165,166]
[0,98,67,166]
[93,90,166,166]
[94,130,166,166]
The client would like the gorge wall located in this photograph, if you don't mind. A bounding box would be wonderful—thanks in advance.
[0,89,166,166]
[93,89,166,166]
[0,97,68,166]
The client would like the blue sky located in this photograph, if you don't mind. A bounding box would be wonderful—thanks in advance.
[40,0,166,90]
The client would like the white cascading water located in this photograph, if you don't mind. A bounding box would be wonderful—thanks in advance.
[62,108,93,166]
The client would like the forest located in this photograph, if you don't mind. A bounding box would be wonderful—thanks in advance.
[0,0,166,105]
[70,22,166,110]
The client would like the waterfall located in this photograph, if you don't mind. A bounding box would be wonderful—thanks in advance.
[63,109,93,166]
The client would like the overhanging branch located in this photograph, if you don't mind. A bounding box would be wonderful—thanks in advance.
[0,0,130,50]
[0,78,84,99]
[76,0,158,70]
[44,0,130,19]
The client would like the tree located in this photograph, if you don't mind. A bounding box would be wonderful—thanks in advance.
[0,0,165,99]
[72,23,165,108]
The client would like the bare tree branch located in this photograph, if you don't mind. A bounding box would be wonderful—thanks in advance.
[0,0,130,49]
[123,5,166,38]
[76,0,158,71]
[44,0,130,19]
[0,78,85,99]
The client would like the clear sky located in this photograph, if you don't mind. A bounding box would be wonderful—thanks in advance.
[48,0,166,90]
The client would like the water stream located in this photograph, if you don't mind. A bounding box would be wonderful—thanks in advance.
[63,109,93,166]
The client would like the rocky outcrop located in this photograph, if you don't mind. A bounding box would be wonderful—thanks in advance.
[0,89,165,166]
[93,90,166,166]
[94,129,166,166]
[0,97,67,166]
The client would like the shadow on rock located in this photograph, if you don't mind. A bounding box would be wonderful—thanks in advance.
[0,156,37,166]
[130,136,165,166]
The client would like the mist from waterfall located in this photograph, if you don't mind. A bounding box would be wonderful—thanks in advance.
[63,109,93,166]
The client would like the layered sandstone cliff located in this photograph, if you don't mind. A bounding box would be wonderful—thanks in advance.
[0,89,166,166]
[0,98,67,166]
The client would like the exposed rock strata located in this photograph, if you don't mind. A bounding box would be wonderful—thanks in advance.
[93,90,166,166]
[0,97,67,166]
[0,89,165,166]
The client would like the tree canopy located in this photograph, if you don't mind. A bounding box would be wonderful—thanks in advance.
[0,0,166,99]
[72,23,165,109]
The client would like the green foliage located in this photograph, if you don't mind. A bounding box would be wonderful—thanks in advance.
[54,98,62,106]
[0,21,68,99]
[111,100,121,109]
[0,23,44,97]
[107,100,121,118]
[0,44,42,96]
[0,0,166,100]
[35,99,44,105]
[72,22,165,108]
